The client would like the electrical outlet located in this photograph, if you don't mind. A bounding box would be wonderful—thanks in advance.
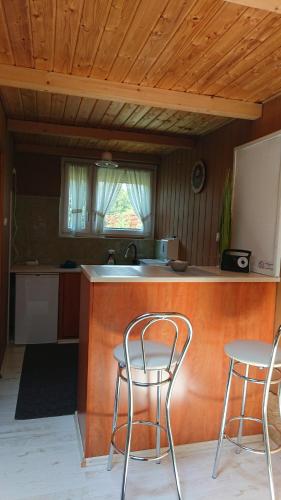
[216,232,220,242]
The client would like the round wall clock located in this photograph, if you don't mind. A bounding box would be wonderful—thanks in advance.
[191,160,206,194]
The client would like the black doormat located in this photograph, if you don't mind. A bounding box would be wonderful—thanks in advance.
[15,343,78,420]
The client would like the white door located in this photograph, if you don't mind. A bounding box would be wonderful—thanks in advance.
[232,134,281,277]
[15,274,59,344]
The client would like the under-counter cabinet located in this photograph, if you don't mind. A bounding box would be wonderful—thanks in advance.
[58,272,81,340]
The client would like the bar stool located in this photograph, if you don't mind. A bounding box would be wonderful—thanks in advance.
[107,312,193,500]
[212,327,281,500]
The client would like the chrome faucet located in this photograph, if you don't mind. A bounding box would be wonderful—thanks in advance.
[124,242,138,265]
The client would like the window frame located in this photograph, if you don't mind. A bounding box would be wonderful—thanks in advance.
[59,157,156,239]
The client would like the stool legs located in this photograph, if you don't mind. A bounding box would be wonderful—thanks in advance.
[263,379,276,500]
[236,363,249,453]
[212,358,234,479]
[107,365,121,471]
[108,367,183,499]
[166,380,182,500]
[156,370,162,464]
[278,383,281,417]
[263,410,275,500]
[121,368,133,500]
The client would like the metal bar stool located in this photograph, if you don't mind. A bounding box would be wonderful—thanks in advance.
[212,327,281,500]
[107,312,193,500]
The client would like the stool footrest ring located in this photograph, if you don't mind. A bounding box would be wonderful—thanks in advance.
[232,362,281,385]
[224,416,281,455]
[111,420,170,462]
[119,365,172,387]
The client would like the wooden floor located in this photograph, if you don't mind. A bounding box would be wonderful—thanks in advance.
[1,345,281,500]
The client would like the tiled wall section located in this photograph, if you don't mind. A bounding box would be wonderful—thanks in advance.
[13,195,154,265]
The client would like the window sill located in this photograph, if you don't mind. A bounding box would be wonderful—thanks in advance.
[59,232,153,240]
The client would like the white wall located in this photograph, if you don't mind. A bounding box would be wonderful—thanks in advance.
[232,132,281,277]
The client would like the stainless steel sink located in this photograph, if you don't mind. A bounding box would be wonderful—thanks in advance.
[93,266,142,277]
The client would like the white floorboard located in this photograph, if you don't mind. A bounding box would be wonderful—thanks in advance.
[0,345,281,499]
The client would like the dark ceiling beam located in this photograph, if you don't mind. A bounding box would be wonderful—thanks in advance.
[8,119,195,149]
[15,143,161,165]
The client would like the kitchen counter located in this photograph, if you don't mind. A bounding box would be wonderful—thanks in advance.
[77,266,277,461]
[81,264,279,283]
[11,265,82,274]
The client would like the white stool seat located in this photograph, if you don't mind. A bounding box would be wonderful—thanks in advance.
[114,340,178,370]
[225,340,281,368]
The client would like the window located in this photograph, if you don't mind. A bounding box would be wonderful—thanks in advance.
[104,184,143,232]
[59,159,155,237]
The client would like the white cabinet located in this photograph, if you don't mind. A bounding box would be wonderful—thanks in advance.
[15,274,59,344]
[232,132,281,277]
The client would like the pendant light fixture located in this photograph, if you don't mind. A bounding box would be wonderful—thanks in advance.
[95,151,119,168]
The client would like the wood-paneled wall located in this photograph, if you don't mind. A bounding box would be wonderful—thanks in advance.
[156,95,281,266]
[155,147,226,265]
[0,102,12,368]
[15,153,61,197]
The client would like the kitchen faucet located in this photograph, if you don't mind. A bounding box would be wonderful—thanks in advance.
[124,242,139,265]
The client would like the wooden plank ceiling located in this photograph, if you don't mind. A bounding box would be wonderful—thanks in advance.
[2,87,231,154]
[1,0,281,154]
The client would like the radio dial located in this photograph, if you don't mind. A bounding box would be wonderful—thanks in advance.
[237,256,248,269]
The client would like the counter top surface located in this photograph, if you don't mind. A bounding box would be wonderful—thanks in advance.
[81,265,280,283]
[11,265,82,274]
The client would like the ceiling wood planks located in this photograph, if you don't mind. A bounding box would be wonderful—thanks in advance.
[0,0,280,107]
[1,0,33,67]
[172,6,268,93]
[224,1,281,14]
[146,1,245,91]
[29,0,56,70]
[0,64,262,119]
[3,0,281,152]
[0,87,236,136]
[8,119,195,148]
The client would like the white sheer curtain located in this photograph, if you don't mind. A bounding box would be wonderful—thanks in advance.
[60,162,91,235]
[126,169,152,235]
[93,167,125,233]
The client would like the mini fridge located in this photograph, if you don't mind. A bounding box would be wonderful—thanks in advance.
[15,273,59,344]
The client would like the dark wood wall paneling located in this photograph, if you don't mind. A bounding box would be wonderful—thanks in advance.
[155,146,225,265]
[13,95,281,267]
[0,102,13,369]
[15,153,61,197]
[156,95,281,266]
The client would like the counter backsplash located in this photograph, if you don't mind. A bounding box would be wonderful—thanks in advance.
[13,195,155,266]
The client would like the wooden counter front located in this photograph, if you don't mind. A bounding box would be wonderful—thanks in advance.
[77,274,276,460]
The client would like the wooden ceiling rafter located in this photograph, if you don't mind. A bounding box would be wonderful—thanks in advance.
[0,64,262,120]
[8,119,195,149]
[224,1,281,14]
[15,142,161,165]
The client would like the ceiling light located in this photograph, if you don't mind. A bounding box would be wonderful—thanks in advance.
[95,151,119,168]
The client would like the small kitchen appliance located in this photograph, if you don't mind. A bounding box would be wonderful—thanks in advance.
[156,238,179,261]
[139,238,179,266]
[221,249,251,273]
